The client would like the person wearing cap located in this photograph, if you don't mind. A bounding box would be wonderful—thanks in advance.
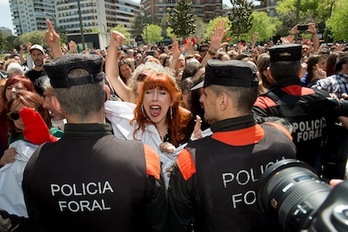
[167,59,296,231]
[253,43,340,178]
[22,54,167,231]
[25,44,47,84]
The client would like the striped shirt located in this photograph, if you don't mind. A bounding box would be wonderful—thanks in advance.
[311,73,348,98]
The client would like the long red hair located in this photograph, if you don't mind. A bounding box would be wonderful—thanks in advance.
[132,73,192,146]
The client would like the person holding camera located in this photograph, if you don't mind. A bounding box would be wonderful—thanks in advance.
[287,23,320,57]
[167,59,297,231]
[253,44,339,177]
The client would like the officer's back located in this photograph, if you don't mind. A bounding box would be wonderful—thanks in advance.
[253,44,336,175]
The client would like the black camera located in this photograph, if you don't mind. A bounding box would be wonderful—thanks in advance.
[298,24,309,31]
[257,159,348,232]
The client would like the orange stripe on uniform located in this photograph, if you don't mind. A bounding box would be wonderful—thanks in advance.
[212,124,265,146]
[144,144,161,180]
[177,148,196,181]
[264,122,293,140]
[254,96,277,108]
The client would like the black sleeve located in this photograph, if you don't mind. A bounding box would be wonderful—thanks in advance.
[146,174,167,232]
[166,165,196,232]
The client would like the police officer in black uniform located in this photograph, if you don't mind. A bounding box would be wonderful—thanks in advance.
[167,59,296,231]
[253,44,338,177]
[22,54,167,232]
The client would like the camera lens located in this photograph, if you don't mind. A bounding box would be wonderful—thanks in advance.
[257,159,332,232]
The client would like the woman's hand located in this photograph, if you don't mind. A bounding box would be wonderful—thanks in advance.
[0,148,16,167]
[159,142,175,154]
[190,115,203,141]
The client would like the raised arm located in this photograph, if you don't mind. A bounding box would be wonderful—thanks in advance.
[44,19,63,59]
[308,23,319,53]
[201,20,226,67]
[169,39,181,72]
[105,31,133,102]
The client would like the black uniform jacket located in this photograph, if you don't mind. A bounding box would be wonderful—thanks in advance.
[253,77,336,169]
[167,114,296,232]
[22,123,166,232]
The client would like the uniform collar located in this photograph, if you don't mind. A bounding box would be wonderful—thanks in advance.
[64,123,113,137]
[210,114,255,133]
[272,76,301,88]
[210,114,265,146]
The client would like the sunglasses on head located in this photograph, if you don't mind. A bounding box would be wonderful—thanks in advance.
[7,111,20,121]
[137,73,147,82]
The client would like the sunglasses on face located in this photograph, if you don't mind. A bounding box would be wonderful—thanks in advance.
[137,73,147,82]
[7,111,20,121]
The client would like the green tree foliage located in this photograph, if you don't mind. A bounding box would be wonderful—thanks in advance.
[111,25,131,44]
[131,14,145,37]
[227,0,254,41]
[204,17,231,42]
[166,27,175,39]
[326,0,348,41]
[168,0,196,39]
[276,0,335,35]
[193,17,206,40]
[244,11,281,43]
[0,32,14,53]
[142,24,163,44]
[18,31,45,46]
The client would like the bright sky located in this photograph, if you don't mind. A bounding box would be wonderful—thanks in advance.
[0,0,236,34]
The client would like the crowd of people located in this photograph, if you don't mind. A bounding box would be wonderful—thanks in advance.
[0,18,347,231]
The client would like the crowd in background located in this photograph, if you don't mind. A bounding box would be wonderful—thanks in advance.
[0,18,348,231]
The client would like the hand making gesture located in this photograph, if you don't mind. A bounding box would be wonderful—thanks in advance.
[44,19,62,58]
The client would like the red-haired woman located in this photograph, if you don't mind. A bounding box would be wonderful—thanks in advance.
[0,90,57,218]
[0,75,36,157]
[133,73,192,148]
[105,72,192,186]
[132,73,192,185]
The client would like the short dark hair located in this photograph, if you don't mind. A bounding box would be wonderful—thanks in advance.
[198,43,209,52]
[210,85,258,114]
[269,61,301,81]
[335,52,348,71]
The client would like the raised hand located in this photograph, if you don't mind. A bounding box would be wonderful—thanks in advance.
[190,115,203,141]
[44,19,62,58]
[68,40,77,53]
[209,20,227,52]
[110,31,126,48]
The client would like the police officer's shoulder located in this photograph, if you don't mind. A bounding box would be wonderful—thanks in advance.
[143,144,161,180]
[176,147,197,181]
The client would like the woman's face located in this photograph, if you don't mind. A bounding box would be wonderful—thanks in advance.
[318,57,327,71]
[142,86,172,126]
[5,82,26,100]
[8,100,25,130]
[120,63,133,81]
